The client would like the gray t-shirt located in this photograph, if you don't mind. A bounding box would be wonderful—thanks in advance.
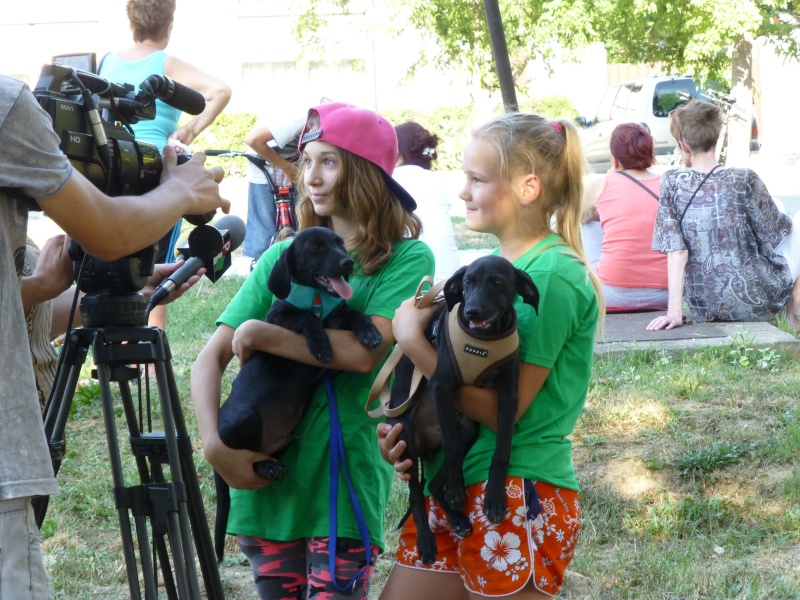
[0,76,71,499]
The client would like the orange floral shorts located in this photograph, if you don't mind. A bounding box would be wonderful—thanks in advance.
[395,477,581,596]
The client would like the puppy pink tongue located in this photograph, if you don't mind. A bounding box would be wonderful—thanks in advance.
[329,277,353,300]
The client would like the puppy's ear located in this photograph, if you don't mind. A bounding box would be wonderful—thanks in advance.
[268,245,294,299]
[515,268,540,314]
[443,266,467,311]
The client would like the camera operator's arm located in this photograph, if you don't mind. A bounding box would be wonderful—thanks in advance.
[165,56,232,150]
[245,126,300,183]
[37,147,229,262]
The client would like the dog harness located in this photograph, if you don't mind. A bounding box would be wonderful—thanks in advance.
[284,283,344,320]
[365,279,520,419]
[444,303,519,386]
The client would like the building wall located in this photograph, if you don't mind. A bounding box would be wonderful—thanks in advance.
[754,34,800,155]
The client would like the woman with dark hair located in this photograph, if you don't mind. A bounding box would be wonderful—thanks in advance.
[581,122,668,311]
[394,121,461,281]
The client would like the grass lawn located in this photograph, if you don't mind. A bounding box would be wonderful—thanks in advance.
[40,268,800,598]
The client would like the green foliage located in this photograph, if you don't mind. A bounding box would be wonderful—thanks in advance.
[187,112,259,177]
[450,217,498,250]
[675,441,756,476]
[591,0,800,86]
[69,380,101,419]
[404,0,596,91]
[290,1,800,91]
[517,95,579,118]
[726,333,782,371]
[645,496,737,537]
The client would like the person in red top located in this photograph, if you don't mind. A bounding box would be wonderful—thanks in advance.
[581,123,668,310]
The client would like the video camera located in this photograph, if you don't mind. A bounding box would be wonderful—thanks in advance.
[30,56,222,325]
[33,59,205,197]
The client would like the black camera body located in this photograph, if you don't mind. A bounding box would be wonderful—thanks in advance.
[34,63,163,198]
[31,61,206,323]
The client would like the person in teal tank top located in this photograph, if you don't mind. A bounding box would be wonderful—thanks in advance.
[99,50,181,150]
[378,114,604,599]
[192,103,433,599]
[98,0,231,332]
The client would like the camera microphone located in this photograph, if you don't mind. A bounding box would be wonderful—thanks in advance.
[147,215,246,310]
[139,75,206,116]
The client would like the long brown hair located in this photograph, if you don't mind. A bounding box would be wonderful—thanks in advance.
[472,113,605,318]
[296,149,422,275]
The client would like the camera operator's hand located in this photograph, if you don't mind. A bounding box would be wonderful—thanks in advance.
[141,260,207,306]
[160,145,230,217]
[20,235,74,309]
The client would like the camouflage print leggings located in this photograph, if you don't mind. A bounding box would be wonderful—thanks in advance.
[238,535,378,599]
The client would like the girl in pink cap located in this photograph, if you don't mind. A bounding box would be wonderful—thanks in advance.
[192,103,434,599]
[378,113,602,599]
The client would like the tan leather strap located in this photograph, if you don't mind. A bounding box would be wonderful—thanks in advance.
[365,277,446,419]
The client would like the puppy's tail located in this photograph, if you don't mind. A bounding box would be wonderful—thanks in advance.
[214,470,231,563]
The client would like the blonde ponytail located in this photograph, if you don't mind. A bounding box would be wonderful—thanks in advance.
[473,114,605,328]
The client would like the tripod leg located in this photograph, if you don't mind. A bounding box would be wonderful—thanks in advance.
[95,362,151,599]
[118,377,180,599]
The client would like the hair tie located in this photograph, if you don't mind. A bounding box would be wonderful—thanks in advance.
[551,120,563,134]
[421,147,437,158]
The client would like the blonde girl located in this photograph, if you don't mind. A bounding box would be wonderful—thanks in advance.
[378,113,602,599]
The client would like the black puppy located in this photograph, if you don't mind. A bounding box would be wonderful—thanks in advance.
[386,255,539,564]
[214,226,382,562]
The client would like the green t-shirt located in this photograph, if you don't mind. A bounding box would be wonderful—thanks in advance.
[218,236,433,550]
[425,234,598,492]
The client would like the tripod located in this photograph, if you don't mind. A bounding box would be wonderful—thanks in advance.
[35,293,223,599]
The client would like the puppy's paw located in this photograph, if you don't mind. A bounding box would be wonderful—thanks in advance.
[355,324,383,349]
[444,484,466,511]
[253,459,288,481]
[313,346,333,363]
[483,488,507,524]
[447,512,472,539]
[307,338,333,363]
[417,528,438,565]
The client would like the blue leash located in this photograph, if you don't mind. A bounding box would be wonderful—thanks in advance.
[326,373,372,592]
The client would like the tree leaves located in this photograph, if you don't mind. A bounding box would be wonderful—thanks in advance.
[289,0,800,90]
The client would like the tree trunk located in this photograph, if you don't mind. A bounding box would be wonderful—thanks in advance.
[726,35,754,167]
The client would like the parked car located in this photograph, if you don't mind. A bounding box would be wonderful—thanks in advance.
[575,75,760,173]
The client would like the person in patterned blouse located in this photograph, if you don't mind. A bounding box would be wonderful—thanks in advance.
[647,99,800,331]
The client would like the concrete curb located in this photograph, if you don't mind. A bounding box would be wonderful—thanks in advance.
[595,320,800,357]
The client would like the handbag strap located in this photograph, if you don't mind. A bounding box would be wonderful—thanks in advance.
[364,276,446,419]
[615,171,659,201]
[678,165,721,226]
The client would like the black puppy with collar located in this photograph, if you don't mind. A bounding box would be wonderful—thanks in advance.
[387,255,538,564]
[214,226,382,562]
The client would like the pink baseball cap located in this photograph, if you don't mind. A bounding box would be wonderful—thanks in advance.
[299,102,417,211]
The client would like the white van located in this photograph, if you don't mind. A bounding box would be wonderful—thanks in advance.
[576,75,759,173]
